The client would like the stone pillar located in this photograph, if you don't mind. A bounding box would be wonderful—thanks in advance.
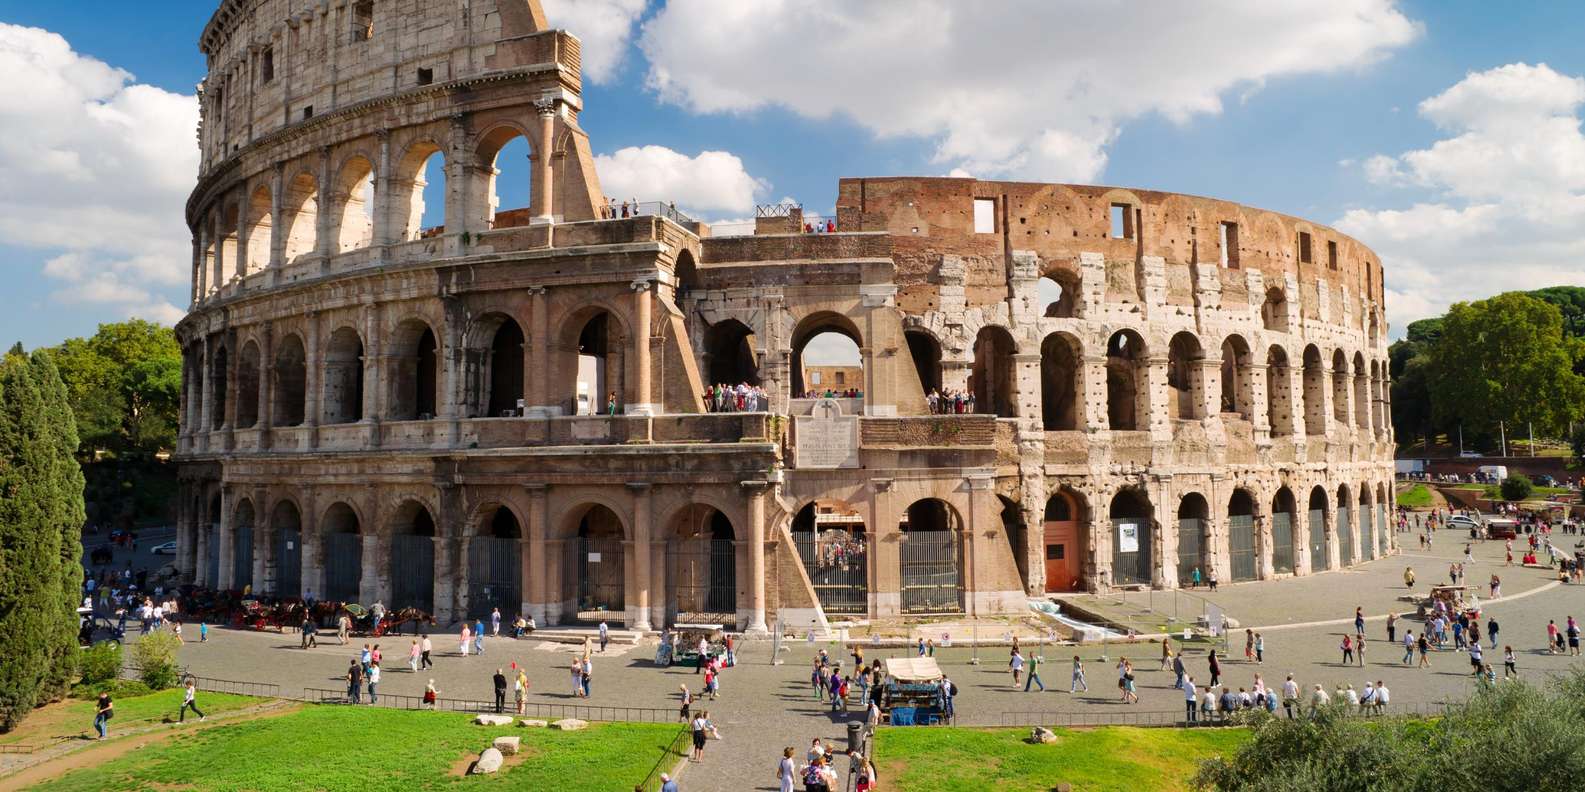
[527,286,552,415]
[199,336,215,450]
[1079,355,1109,432]
[524,484,548,624]
[211,212,226,292]
[1254,513,1274,580]
[1196,356,1221,420]
[629,483,654,630]
[315,146,333,259]
[359,533,381,606]
[1144,355,1171,438]
[361,303,381,441]
[222,331,239,449]
[437,483,463,623]
[305,311,322,448]
[545,538,564,625]
[870,478,896,617]
[533,99,556,223]
[373,130,395,247]
[253,489,270,595]
[194,519,211,587]
[1324,500,1342,571]
[1248,362,1271,442]
[1010,352,1041,423]
[174,485,193,577]
[268,164,285,269]
[1084,514,1113,592]
[441,298,465,434]
[258,321,275,448]
[742,480,769,633]
[236,187,250,279]
[300,493,322,602]
[628,278,655,415]
[1364,486,1379,562]
[217,485,236,590]
[650,538,668,630]
[966,475,994,614]
[1154,477,1177,589]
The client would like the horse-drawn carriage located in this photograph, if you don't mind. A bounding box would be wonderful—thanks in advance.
[1416,584,1480,623]
[656,623,725,667]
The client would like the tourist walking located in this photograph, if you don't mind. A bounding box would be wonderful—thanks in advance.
[1488,616,1500,649]
[1070,655,1088,693]
[581,655,593,697]
[367,662,380,703]
[515,668,528,714]
[1417,632,1431,668]
[1569,616,1581,656]
[599,620,610,652]
[1254,632,1264,664]
[1183,675,1198,723]
[777,747,796,792]
[338,613,350,645]
[493,668,508,713]
[347,659,364,704]
[1281,674,1299,719]
[423,679,439,709]
[179,679,205,723]
[1010,648,1025,687]
[1208,649,1222,687]
[1356,635,1366,666]
[408,640,420,672]
[1503,646,1517,678]
[570,658,584,697]
[421,634,434,669]
[474,618,486,655]
[1244,629,1255,662]
[93,690,113,740]
[1340,634,1353,665]
[1401,630,1415,665]
[679,684,693,721]
[1024,652,1045,692]
[1386,612,1397,644]
[491,607,501,637]
[301,616,317,648]
[1354,607,1365,636]
[461,624,472,656]
[690,710,713,761]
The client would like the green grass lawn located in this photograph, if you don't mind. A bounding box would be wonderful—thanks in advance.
[33,705,679,791]
[873,725,1248,792]
[0,690,262,747]
[1397,484,1433,508]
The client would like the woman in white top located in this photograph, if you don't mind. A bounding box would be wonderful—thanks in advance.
[776,746,796,792]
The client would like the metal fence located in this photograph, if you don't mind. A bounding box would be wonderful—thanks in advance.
[300,687,673,723]
[634,724,693,792]
[599,200,695,225]
[188,674,281,698]
[996,700,1454,728]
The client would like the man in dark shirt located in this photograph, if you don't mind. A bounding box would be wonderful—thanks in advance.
[1218,687,1238,720]
[493,668,508,713]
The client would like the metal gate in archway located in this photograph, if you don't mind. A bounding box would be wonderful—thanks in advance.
[1176,518,1205,585]
[1378,504,1389,555]
[793,528,868,615]
[324,532,362,603]
[1308,510,1328,571]
[390,534,435,612]
[1272,512,1295,574]
[576,535,624,616]
[1110,519,1152,586]
[468,537,521,620]
[1229,515,1256,581]
[1338,507,1353,564]
[669,536,736,620]
[276,528,302,598]
[233,524,254,591]
[900,529,964,613]
[205,526,221,587]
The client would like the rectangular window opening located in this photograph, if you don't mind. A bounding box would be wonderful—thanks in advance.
[417,67,434,86]
[302,105,314,120]
[261,48,274,83]
[353,1,374,41]
[1328,240,1338,270]
[973,198,996,234]
[1046,544,1066,560]
[1110,203,1134,239]
[1298,231,1313,264]
[1219,221,1239,268]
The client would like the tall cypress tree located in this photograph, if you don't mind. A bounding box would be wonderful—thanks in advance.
[0,351,62,731]
[31,350,85,699]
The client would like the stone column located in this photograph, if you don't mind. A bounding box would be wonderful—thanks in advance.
[1324,500,1342,571]
[211,212,226,293]
[1197,356,1221,420]
[524,484,548,623]
[217,485,236,590]
[1084,514,1113,592]
[361,303,381,446]
[258,321,275,448]
[966,474,994,614]
[199,336,215,450]
[268,164,285,270]
[1079,355,1109,432]
[300,493,322,602]
[1254,513,1274,580]
[532,99,556,223]
[527,286,552,415]
[236,186,250,279]
[650,538,667,630]
[1010,352,1041,422]
[305,311,322,448]
[315,146,333,259]
[194,519,211,587]
[437,483,463,623]
[253,489,270,595]
[373,130,395,247]
[628,483,654,630]
[545,538,564,625]
[1144,355,1171,438]
[441,298,465,436]
[869,478,896,617]
[223,331,239,449]
[628,278,655,415]
[360,532,381,606]
[174,485,193,577]
[1154,477,1177,589]
[1248,362,1271,442]
[742,480,770,633]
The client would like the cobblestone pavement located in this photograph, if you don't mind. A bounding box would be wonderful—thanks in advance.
[160,526,1585,791]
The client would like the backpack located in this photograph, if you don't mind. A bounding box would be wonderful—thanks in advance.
[804,765,825,785]
[949,682,959,696]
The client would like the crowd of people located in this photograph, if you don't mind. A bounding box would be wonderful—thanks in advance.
[925,389,976,415]
[800,388,863,399]
[704,382,769,412]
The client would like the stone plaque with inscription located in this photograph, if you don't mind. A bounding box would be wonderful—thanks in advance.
[794,398,860,469]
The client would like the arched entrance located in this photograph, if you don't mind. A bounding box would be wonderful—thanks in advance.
[322,503,363,603]
[210,345,229,430]
[390,320,439,420]
[1307,486,1329,572]
[1228,489,1257,582]
[1167,332,1204,420]
[1040,333,1080,430]
[469,505,522,620]
[1176,493,1210,586]
[237,341,261,428]
[1109,488,1153,586]
[1272,488,1296,574]
[1106,331,1147,430]
[704,319,759,385]
[791,313,863,399]
[905,329,942,397]
[970,326,1017,417]
[1000,496,1029,592]
[791,501,867,615]
[898,499,964,613]
[1337,485,1354,565]
[389,501,436,612]
[270,500,303,598]
[273,335,307,427]
[1043,489,1085,592]
[573,505,625,618]
[1219,335,1252,419]
[668,506,737,623]
[485,316,526,417]
[323,326,365,424]
[572,312,626,415]
[233,499,255,591]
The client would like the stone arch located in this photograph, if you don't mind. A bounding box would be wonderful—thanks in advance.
[565,503,627,619]
[1219,334,1252,419]
[1227,488,1259,582]
[389,318,439,420]
[1040,331,1081,430]
[395,139,447,240]
[204,491,222,586]
[1038,270,1078,318]
[1358,482,1376,561]
[272,333,307,427]
[388,499,437,612]
[1331,349,1350,423]
[244,183,272,273]
[1108,486,1153,587]
[268,498,304,598]
[281,170,320,262]
[1302,344,1326,435]
[232,497,256,590]
[1042,486,1087,592]
[462,312,526,417]
[237,340,261,428]
[898,498,965,613]
[321,501,363,603]
[673,248,700,296]
[704,318,759,386]
[905,327,943,400]
[1265,345,1293,436]
[998,495,1030,593]
[1262,286,1289,332]
[1167,331,1205,420]
[330,153,376,253]
[1307,485,1330,572]
[1271,486,1297,574]
[1353,351,1370,430]
[474,122,536,228]
[1175,492,1210,587]
[563,305,630,415]
[667,503,738,621]
[790,500,868,615]
[468,502,524,620]
[970,325,1018,417]
[1369,359,1383,434]
[209,342,229,431]
[322,326,365,425]
[1106,329,1148,430]
[791,311,864,398]
[217,202,240,282]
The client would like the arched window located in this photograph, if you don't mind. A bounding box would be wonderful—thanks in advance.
[1265,345,1293,436]
[323,327,365,425]
[332,155,375,253]
[1037,271,1078,318]
[1228,489,1257,582]
[1219,335,1252,419]
[1040,332,1080,430]
[209,344,229,431]
[1353,352,1369,430]
[1167,332,1203,420]
[704,319,759,386]
[282,171,320,262]
[969,326,1017,417]
[1106,330,1147,430]
[570,311,626,415]
[396,142,447,240]
[273,335,307,427]
[390,320,439,420]
[1336,485,1354,564]
[791,313,863,399]
[1302,345,1326,435]
[465,314,526,417]
[236,341,260,428]
[1331,349,1350,423]
[474,126,532,229]
[244,184,272,272]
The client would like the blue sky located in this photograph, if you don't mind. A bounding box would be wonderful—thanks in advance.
[1,0,1582,349]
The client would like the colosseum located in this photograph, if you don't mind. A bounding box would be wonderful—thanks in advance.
[174,0,1396,633]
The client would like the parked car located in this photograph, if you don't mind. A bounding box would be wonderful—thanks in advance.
[151,541,177,555]
[1448,514,1482,530]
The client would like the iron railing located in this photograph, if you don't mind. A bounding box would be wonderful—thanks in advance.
[995,700,1453,728]
[299,687,673,722]
[186,675,281,698]
[598,200,694,225]
[633,724,692,792]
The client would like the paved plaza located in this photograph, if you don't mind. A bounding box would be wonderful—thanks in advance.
[143,525,1585,791]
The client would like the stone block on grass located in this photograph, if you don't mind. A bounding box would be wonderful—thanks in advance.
[552,718,589,731]
[475,714,514,726]
[493,736,522,755]
[519,718,548,728]
[472,747,504,774]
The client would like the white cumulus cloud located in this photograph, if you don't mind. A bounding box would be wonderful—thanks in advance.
[0,24,197,325]
[1337,62,1585,334]
[542,0,647,84]
[636,0,1419,181]
[593,145,768,215]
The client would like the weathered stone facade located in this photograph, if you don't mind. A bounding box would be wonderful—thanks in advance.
[175,0,1395,631]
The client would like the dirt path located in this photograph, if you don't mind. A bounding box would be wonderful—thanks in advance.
[0,700,299,791]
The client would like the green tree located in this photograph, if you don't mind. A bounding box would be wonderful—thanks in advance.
[1530,285,1585,339]
[51,320,181,457]
[130,630,183,690]
[1428,292,1585,440]
[1501,474,1535,502]
[30,350,85,699]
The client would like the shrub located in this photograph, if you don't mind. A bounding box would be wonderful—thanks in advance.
[71,678,151,700]
[1500,474,1534,502]
[129,631,182,690]
[79,641,122,686]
